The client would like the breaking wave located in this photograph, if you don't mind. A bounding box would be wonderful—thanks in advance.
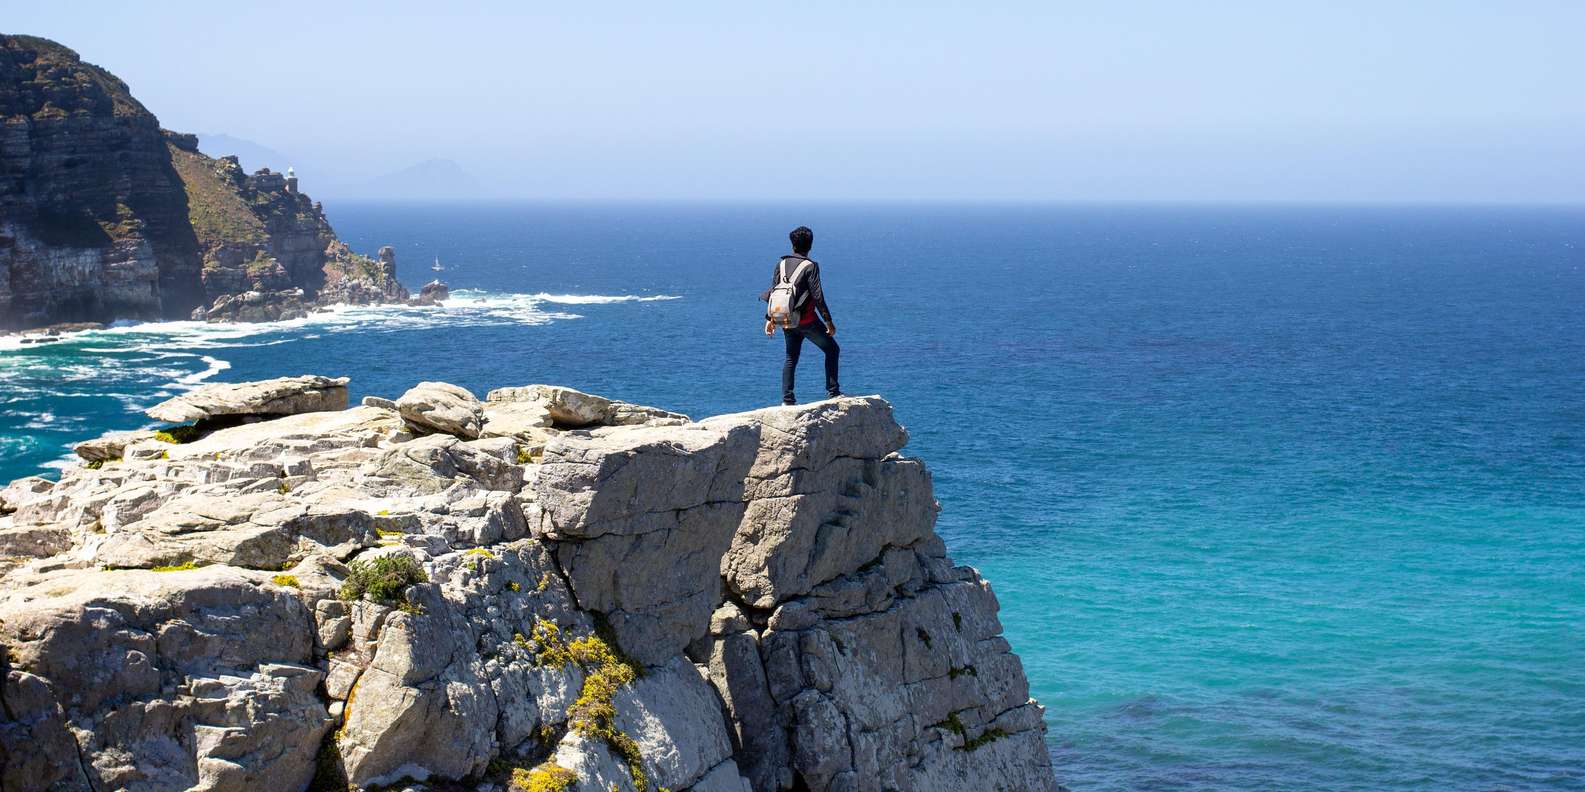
[0,289,683,479]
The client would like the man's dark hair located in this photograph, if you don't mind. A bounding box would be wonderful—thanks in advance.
[789,226,814,255]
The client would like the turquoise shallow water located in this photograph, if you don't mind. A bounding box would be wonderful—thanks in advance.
[2,204,1583,790]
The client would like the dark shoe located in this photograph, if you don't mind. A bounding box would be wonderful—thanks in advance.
[782,398,797,406]
[827,391,842,399]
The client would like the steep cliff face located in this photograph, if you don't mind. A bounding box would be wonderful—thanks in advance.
[0,381,1059,792]
[0,34,407,331]
[0,34,202,329]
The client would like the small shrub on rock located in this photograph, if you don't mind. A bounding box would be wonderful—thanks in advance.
[339,555,427,606]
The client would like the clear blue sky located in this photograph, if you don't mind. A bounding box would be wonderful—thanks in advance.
[8,1,1583,202]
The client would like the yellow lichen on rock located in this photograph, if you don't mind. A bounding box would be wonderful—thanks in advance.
[528,619,572,667]
[511,761,578,792]
[523,620,651,790]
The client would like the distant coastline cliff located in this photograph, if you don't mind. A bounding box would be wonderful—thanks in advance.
[0,34,410,331]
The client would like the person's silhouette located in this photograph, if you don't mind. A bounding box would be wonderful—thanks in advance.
[762,226,839,404]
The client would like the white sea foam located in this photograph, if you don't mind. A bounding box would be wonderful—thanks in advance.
[177,356,231,386]
[4,290,663,362]
[0,291,659,438]
[529,293,682,304]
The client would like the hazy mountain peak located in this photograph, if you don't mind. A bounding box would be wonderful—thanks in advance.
[357,158,482,200]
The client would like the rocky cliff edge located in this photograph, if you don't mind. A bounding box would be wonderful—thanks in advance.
[0,378,1059,792]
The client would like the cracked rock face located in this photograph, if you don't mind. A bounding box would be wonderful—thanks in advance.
[0,378,1058,792]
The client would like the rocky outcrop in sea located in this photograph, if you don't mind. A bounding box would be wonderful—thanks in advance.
[0,35,424,331]
[0,377,1060,792]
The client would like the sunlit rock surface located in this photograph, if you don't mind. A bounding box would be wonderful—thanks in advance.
[0,377,1058,792]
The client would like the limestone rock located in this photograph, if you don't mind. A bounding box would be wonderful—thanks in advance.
[332,541,589,788]
[145,374,350,424]
[0,477,52,514]
[0,524,71,559]
[487,384,692,431]
[165,404,405,463]
[397,381,484,439]
[480,400,555,444]
[612,657,744,790]
[0,382,1058,791]
[0,565,330,791]
[73,430,156,462]
[608,401,691,427]
[0,661,86,790]
[488,384,613,427]
[528,420,758,665]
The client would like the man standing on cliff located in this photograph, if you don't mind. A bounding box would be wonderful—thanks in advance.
[763,226,840,405]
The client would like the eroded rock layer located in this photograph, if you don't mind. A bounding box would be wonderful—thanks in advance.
[0,379,1058,792]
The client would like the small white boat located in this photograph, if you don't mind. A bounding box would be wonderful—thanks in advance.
[431,257,444,273]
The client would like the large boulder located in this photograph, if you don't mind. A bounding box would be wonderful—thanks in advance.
[486,384,692,429]
[0,477,52,515]
[328,541,590,789]
[527,420,760,665]
[396,381,484,439]
[144,375,350,424]
[0,566,330,791]
[488,384,613,427]
[608,401,691,427]
[73,430,157,462]
[479,400,554,444]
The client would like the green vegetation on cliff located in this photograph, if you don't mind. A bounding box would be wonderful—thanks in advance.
[339,555,428,606]
[168,145,267,248]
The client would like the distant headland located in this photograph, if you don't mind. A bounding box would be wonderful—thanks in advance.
[0,34,444,333]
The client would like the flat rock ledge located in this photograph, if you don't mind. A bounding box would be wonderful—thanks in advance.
[0,377,1059,792]
[144,374,351,424]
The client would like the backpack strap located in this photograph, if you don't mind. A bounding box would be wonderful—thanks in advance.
[787,259,813,285]
[786,260,814,307]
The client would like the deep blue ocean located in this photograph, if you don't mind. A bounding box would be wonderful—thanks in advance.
[3,203,1583,790]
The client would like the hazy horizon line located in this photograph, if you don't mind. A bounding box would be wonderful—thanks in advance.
[319,196,1585,209]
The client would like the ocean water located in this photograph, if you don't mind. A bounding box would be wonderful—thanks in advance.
[3,203,1584,790]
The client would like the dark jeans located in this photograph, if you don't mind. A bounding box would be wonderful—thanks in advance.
[782,322,840,403]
